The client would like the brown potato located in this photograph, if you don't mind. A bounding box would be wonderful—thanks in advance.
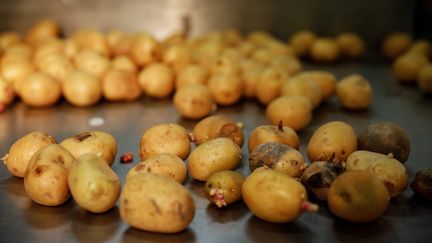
[208,73,243,105]
[24,144,75,206]
[25,19,60,46]
[336,32,365,58]
[418,64,432,94]
[102,69,141,101]
[1,58,35,93]
[176,64,209,88]
[62,70,102,107]
[248,123,299,152]
[336,74,372,110]
[139,123,191,161]
[192,115,244,146]
[290,30,316,57]
[281,75,322,109]
[19,72,62,107]
[393,52,429,83]
[382,32,412,59]
[0,31,21,50]
[310,38,340,63]
[301,161,344,200]
[407,39,432,57]
[130,33,161,67]
[60,131,117,166]
[205,171,244,207]
[255,66,289,105]
[294,71,337,100]
[73,49,110,79]
[307,121,357,164]
[2,131,56,178]
[270,55,302,76]
[411,168,432,202]
[173,83,216,119]
[138,63,174,98]
[266,96,312,131]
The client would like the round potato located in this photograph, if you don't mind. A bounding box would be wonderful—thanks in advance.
[270,55,302,76]
[411,168,432,202]
[130,33,161,67]
[111,55,137,73]
[192,115,244,147]
[205,171,244,207]
[62,70,102,107]
[207,73,243,105]
[300,161,344,200]
[281,75,322,109]
[209,55,240,75]
[72,29,110,56]
[382,32,412,59]
[102,69,141,101]
[73,49,110,79]
[138,63,174,98]
[294,71,337,100]
[255,66,289,105]
[393,52,429,83]
[176,64,209,88]
[19,72,62,107]
[1,58,35,93]
[336,74,373,110]
[310,38,340,63]
[36,53,73,83]
[25,19,60,46]
[173,83,216,119]
[266,96,312,131]
[289,30,316,57]
[418,64,432,94]
[106,30,134,57]
[240,60,265,98]
[336,32,365,59]
[248,123,299,153]
[162,43,191,73]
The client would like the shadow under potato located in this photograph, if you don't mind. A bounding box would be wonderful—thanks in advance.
[122,226,196,243]
[24,199,77,230]
[206,200,249,223]
[332,216,394,242]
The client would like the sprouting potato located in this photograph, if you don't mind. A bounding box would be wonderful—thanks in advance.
[111,55,138,73]
[138,63,174,98]
[307,121,357,164]
[188,138,242,181]
[249,142,307,178]
[205,171,244,207]
[240,60,265,98]
[139,123,191,161]
[25,19,60,46]
[102,69,141,101]
[336,32,365,59]
[418,64,432,94]
[266,96,312,131]
[346,150,409,197]
[242,168,318,223]
[300,161,344,200]
[255,66,289,105]
[19,71,62,107]
[130,33,161,67]
[393,52,429,83]
[294,71,337,100]
[126,153,187,183]
[289,30,316,57]
[207,73,243,105]
[2,131,56,178]
[248,122,300,152]
[73,49,110,79]
[162,43,191,73]
[60,131,117,166]
[192,115,244,146]
[173,83,216,119]
[24,144,75,206]
[62,70,102,107]
[281,75,322,109]
[176,64,209,88]
[72,29,110,57]
[68,154,121,213]
[336,74,373,110]
[209,55,240,75]
[120,173,195,233]
[311,38,340,63]
[382,32,412,59]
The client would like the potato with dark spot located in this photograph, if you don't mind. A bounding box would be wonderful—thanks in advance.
[358,121,410,163]
[60,131,117,166]
[248,122,299,152]
[24,144,75,206]
[281,75,322,109]
[327,170,390,223]
[205,171,244,207]
[173,83,216,119]
[411,168,432,202]
[336,74,372,110]
[120,173,195,233]
[138,63,174,99]
[139,123,191,161]
[192,115,244,147]
[266,96,312,131]
[418,64,432,94]
[301,161,344,200]
[249,142,307,178]
[2,131,56,178]
[126,153,187,183]
[68,154,121,213]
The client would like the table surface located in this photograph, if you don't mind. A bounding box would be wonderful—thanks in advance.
[1,59,432,243]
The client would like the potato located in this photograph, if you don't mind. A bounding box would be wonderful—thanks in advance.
[242,168,318,223]
[0,58,34,93]
[266,96,312,131]
[2,131,56,178]
[248,123,299,153]
[310,38,340,63]
[418,64,432,94]
[393,52,429,83]
[162,43,191,73]
[209,55,240,75]
[24,144,75,206]
[382,32,412,59]
[60,131,117,166]
[222,29,243,46]
[407,39,431,57]
[290,30,316,57]
[192,115,244,146]
[126,153,187,183]
[138,63,174,98]
[106,30,134,57]
[102,69,141,101]
[270,55,302,76]
[25,19,60,46]
[249,142,307,177]
[37,53,74,83]
[336,32,365,59]
[68,154,121,213]
[130,33,161,67]
[208,73,243,105]
[251,48,278,64]
[205,171,244,207]
[411,168,432,202]
[173,83,216,119]
[62,70,102,107]
[281,75,322,109]
[358,121,410,163]
[188,138,242,181]
[300,161,344,200]
[111,55,138,73]
[255,66,289,105]
[72,29,110,57]
[336,74,373,110]
[0,75,15,108]
[73,49,110,79]
[120,173,195,233]
[240,60,265,98]
[176,64,209,88]
[19,72,62,107]
[307,121,357,164]
[346,150,409,197]
[0,31,21,50]
[139,123,191,161]
[294,71,337,100]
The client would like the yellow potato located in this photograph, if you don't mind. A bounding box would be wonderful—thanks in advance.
[62,70,102,107]
[19,72,62,107]
[138,63,174,98]
[24,144,75,206]
[294,71,337,100]
[382,32,412,59]
[120,173,195,233]
[281,75,322,109]
[270,55,302,76]
[289,30,316,57]
[68,154,121,213]
[209,55,240,75]
[73,49,110,79]
[248,124,299,153]
[0,58,35,93]
[102,69,141,101]
[307,121,357,164]
[25,19,60,46]
[205,171,244,207]
[336,74,373,110]
[188,138,242,181]
[208,73,243,105]
[162,43,191,73]
[336,32,365,58]
[239,60,265,98]
[192,115,244,147]
[407,39,431,57]
[106,30,134,57]
[111,55,138,73]
[255,66,289,105]
[176,64,209,88]
[266,96,312,131]
[173,83,216,119]
[310,38,340,63]
[72,29,110,56]
[0,31,21,50]
[37,53,73,83]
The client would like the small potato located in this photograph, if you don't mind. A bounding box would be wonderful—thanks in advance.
[0,75,15,108]
[310,38,340,63]
[62,70,102,107]
[139,123,191,161]
[249,142,307,177]
[106,30,134,57]
[205,171,244,207]
[19,72,62,107]
[162,43,191,73]
[270,55,302,76]
[188,138,242,181]
[418,64,432,94]
[126,153,187,183]
[173,83,216,119]
[301,161,344,200]
[37,53,74,83]
[382,32,412,59]
[68,154,121,213]
[336,32,365,59]
[73,49,110,79]
[120,173,195,233]
[193,115,244,146]
[72,29,110,57]
[307,121,357,164]
[0,58,35,93]
[411,168,432,202]
[255,66,289,105]
[336,74,372,110]
[239,60,265,98]
[346,150,409,197]
[294,71,337,100]
[242,168,318,223]
[102,69,141,101]
[2,131,56,178]
[281,75,322,109]
[60,131,117,166]
[358,121,410,163]
[130,33,161,67]
[393,52,429,83]
[266,96,312,131]
[111,55,138,73]
[248,123,299,152]
[289,30,316,57]
[176,64,209,88]
[208,73,243,105]
[24,144,75,206]
[222,29,243,46]
[25,19,60,46]
[209,55,240,75]
[138,63,174,98]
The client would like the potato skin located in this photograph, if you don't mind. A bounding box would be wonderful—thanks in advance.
[120,173,195,233]
[266,96,312,131]
[19,72,62,107]
[102,69,141,101]
[205,171,244,207]
[346,150,409,197]
[24,144,75,206]
[307,121,357,164]
[127,153,187,183]
[358,121,410,163]
[336,74,372,110]
[173,83,215,120]
[188,138,242,181]
[193,115,244,147]
[3,131,56,178]
[248,124,299,152]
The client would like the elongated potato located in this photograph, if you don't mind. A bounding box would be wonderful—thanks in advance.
[138,63,174,98]
[248,123,299,152]
[307,121,357,164]
[205,171,244,207]
[289,30,316,57]
[68,154,121,213]
[192,115,244,147]
[120,173,195,233]
[188,138,242,181]
[62,70,102,107]
[266,96,312,131]
[24,144,75,206]
[102,69,141,101]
